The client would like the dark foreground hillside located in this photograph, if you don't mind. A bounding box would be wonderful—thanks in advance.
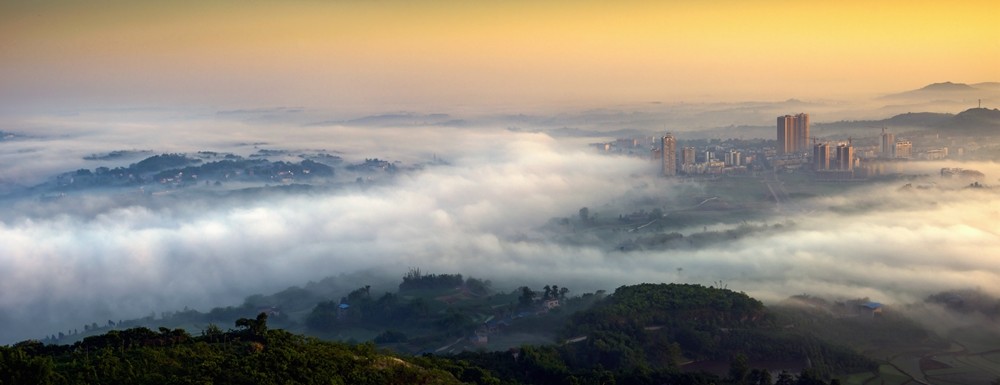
[0,313,462,385]
[2,284,873,385]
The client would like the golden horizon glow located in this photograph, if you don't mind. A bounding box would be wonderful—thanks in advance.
[1,0,997,109]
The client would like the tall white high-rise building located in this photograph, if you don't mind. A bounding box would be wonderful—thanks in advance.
[724,150,741,167]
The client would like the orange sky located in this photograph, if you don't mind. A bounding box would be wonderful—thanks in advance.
[1,0,997,110]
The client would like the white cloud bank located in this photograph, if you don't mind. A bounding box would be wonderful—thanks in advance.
[0,112,998,343]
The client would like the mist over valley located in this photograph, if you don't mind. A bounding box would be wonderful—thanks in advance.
[2,94,1000,352]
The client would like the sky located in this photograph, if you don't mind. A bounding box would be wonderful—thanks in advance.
[1,0,998,112]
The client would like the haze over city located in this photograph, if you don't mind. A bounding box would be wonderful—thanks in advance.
[1,3,1000,383]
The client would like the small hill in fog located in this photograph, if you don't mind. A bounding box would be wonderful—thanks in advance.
[881,81,991,99]
[938,107,1000,135]
[917,82,979,92]
[816,107,1000,135]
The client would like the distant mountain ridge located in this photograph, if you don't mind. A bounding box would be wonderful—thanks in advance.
[917,82,978,92]
[881,81,999,100]
[817,107,1000,134]
[884,112,953,126]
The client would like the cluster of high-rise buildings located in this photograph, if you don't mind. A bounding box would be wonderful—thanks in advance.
[775,112,858,174]
[661,135,752,176]
[594,111,953,180]
[659,134,746,176]
[812,141,855,171]
[879,128,913,159]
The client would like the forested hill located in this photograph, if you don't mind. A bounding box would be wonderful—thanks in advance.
[0,313,465,385]
[549,284,875,382]
[2,283,867,385]
[564,283,766,336]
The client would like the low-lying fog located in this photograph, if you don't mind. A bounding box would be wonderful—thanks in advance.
[1,109,998,344]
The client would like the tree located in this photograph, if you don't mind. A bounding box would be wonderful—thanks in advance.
[579,207,589,222]
[202,324,224,341]
[728,353,750,385]
[435,309,474,335]
[775,370,795,385]
[306,301,340,332]
[749,369,772,385]
[519,287,536,308]
[466,278,491,296]
[0,346,56,385]
[795,369,826,385]
[235,312,269,339]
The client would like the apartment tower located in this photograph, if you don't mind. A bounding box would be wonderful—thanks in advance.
[813,143,830,171]
[777,113,810,155]
[661,133,677,176]
[836,143,854,171]
[880,128,896,158]
[681,146,696,165]
[895,140,912,159]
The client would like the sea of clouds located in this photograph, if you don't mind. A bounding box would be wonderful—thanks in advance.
[0,110,997,343]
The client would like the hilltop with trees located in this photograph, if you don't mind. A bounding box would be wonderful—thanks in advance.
[2,283,869,385]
